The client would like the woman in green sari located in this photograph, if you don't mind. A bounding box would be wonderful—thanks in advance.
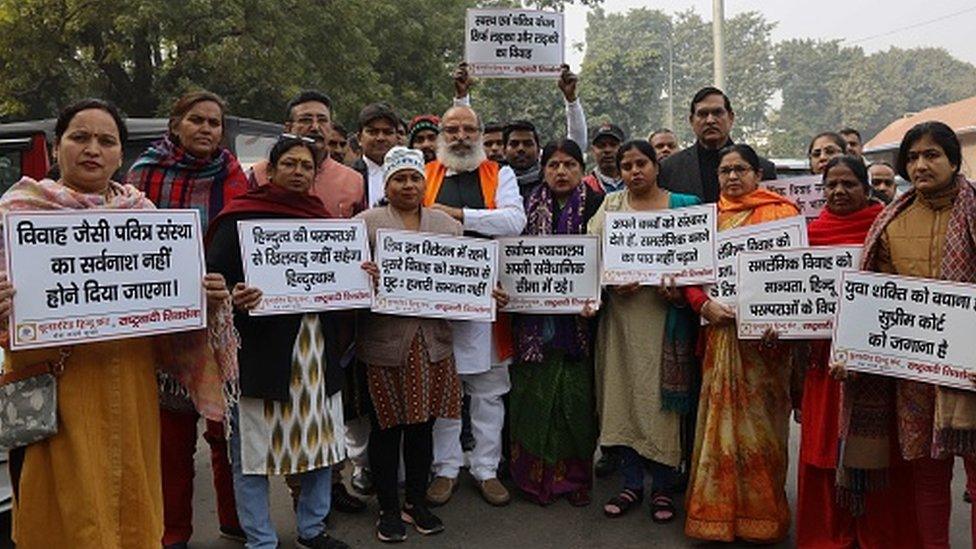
[509,139,603,506]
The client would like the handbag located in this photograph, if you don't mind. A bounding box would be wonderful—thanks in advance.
[0,347,71,450]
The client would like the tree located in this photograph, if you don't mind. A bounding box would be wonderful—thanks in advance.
[576,7,670,141]
[767,41,976,157]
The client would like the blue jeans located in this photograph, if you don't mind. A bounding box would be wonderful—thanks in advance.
[616,445,676,495]
[229,406,332,549]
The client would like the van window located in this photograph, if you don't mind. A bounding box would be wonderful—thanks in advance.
[235,134,278,171]
[0,150,22,193]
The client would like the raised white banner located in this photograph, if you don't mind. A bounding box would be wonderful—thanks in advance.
[5,210,206,349]
[601,204,717,286]
[763,175,825,222]
[736,246,862,339]
[497,235,599,313]
[237,220,372,315]
[372,230,498,321]
[705,216,808,307]
[464,8,564,78]
[831,271,976,391]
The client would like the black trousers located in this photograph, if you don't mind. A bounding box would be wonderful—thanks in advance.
[368,414,435,511]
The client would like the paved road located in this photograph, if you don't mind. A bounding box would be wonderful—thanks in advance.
[0,422,969,547]
[180,422,971,549]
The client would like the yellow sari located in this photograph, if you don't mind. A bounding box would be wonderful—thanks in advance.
[685,188,800,543]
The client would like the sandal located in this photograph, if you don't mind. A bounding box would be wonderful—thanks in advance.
[567,488,591,507]
[603,488,643,518]
[650,493,676,523]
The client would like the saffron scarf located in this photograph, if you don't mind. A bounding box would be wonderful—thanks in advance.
[515,181,590,363]
[718,186,800,226]
[125,135,248,229]
[0,177,238,422]
[839,175,976,514]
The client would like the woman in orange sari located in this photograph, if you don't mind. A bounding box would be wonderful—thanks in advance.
[682,144,800,543]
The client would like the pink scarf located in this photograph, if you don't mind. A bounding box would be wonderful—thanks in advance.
[0,177,238,421]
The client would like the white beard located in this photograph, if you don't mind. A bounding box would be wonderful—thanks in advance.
[437,135,487,173]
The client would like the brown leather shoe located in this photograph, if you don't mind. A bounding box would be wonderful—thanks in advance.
[476,477,510,506]
[426,476,458,506]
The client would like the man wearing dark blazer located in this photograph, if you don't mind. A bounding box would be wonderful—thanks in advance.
[658,86,776,203]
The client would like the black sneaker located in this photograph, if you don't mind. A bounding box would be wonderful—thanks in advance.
[218,525,247,543]
[332,482,367,513]
[376,510,407,543]
[297,532,350,549]
[401,503,445,535]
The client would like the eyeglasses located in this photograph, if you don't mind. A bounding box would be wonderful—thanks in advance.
[809,146,843,158]
[693,107,728,120]
[279,133,317,145]
[277,158,316,172]
[293,114,330,125]
[442,124,480,136]
[718,165,754,177]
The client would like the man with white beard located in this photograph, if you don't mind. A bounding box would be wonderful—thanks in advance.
[422,105,526,507]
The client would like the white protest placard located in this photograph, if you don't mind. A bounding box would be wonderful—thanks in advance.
[372,230,498,321]
[736,246,862,339]
[831,271,976,391]
[763,175,825,222]
[705,216,808,307]
[237,220,372,315]
[5,210,206,349]
[497,235,599,313]
[465,8,564,78]
[602,204,717,286]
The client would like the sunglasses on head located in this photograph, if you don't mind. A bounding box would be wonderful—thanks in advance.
[279,133,318,144]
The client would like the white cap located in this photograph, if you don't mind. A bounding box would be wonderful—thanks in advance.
[383,146,426,185]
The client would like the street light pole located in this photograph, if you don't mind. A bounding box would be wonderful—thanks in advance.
[712,0,726,90]
[666,34,674,130]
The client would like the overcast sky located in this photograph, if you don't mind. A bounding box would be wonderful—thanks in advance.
[563,0,976,70]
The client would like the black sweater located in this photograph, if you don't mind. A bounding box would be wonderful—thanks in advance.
[206,211,344,402]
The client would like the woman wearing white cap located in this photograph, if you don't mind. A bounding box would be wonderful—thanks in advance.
[355,147,463,542]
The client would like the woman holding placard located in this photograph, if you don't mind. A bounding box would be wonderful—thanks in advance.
[682,144,800,543]
[587,140,699,523]
[126,90,249,546]
[834,121,976,548]
[206,136,349,549]
[0,99,237,548]
[508,139,603,507]
[354,146,464,542]
[794,155,921,548]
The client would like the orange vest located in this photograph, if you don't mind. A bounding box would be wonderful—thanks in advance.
[422,159,514,362]
[423,160,500,209]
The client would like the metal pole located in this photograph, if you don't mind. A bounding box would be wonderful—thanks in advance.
[667,35,674,130]
[712,0,725,90]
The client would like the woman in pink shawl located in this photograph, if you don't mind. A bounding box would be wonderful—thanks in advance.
[0,99,236,548]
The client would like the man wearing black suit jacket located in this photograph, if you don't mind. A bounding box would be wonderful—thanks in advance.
[658,86,776,204]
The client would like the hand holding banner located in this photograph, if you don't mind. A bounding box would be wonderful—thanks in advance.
[5,210,206,349]
[601,204,717,286]
[372,230,498,321]
[831,271,976,390]
[497,235,599,313]
[705,215,808,308]
[736,246,862,339]
[237,219,372,315]
[763,175,826,222]
[465,8,564,78]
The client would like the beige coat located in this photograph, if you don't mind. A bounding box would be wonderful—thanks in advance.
[354,205,462,367]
